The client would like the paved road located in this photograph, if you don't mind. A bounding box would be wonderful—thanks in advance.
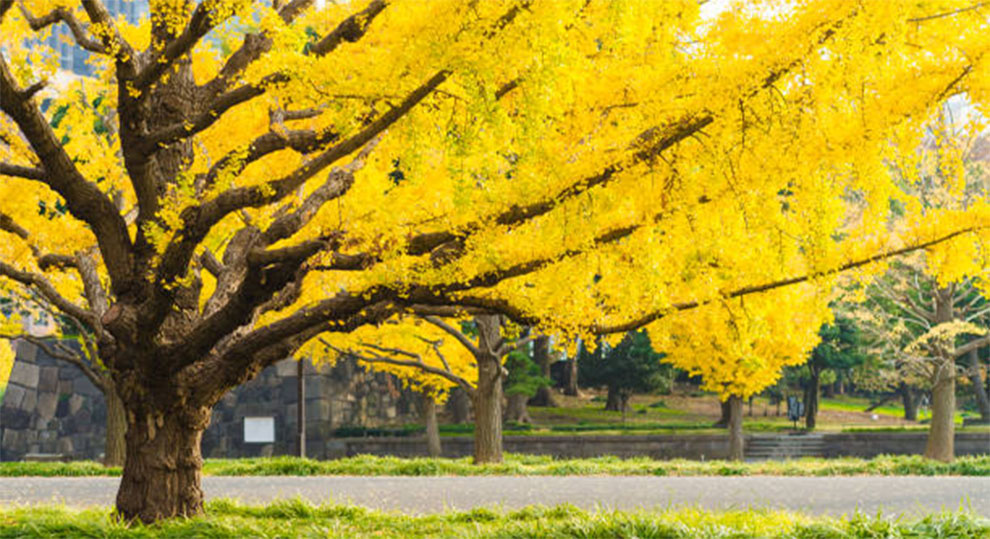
[0,476,987,516]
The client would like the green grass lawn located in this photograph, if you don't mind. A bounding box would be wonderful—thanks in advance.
[0,500,986,538]
[2,454,988,477]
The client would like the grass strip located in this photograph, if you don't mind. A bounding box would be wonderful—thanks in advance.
[0,500,986,538]
[1,454,988,478]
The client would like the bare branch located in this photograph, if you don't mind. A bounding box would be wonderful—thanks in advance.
[0,161,45,180]
[422,316,480,356]
[18,3,107,54]
[0,261,98,328]
[1,56,133,294]
[309,0,387,56]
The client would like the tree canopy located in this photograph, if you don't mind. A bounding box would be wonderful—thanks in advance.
[1,0,990,522]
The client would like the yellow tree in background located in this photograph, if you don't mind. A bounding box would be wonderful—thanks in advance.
[1,0,989,522]
[648,285,832,460]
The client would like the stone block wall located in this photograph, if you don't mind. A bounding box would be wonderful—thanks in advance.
[1,341,423,461]
[202,357,422,459]
[0,341,106,461]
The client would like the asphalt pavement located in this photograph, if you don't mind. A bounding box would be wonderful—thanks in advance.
[0,476,987,516]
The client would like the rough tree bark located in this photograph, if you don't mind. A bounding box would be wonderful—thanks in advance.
[714,398,731,427]
[604,386,630,412]
[104,384,127,467]
[925,286,956,462]
[422,393,442,457]
[471,315,504,464]
[114,397,211,522]
[447,387,472,424]
[900,382,919,422]
[727,395,744,461]
[804,363,821,430]
[504,393,532,423]
[966,349,989,423]
[563,358,579,396]
[472,354,504,463]
[528,336,557,407]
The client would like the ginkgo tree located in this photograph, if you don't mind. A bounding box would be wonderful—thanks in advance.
[321,314,537,464]
[2,0,989,523]
[647,285,832,460]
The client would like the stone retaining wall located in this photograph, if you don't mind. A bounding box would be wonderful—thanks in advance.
[0,341,105,461]
[322,432,990,460]
[1,341,423,461]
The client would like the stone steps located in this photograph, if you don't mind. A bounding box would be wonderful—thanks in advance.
[745,434,826,460]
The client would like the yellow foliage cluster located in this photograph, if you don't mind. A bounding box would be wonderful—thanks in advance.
[1,1,989,395]
[647,285,832,400]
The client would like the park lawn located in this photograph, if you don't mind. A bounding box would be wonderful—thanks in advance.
[0,500,986,538]
[1,454,988,477]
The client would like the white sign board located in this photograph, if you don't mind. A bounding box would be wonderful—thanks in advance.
[243,416,275,443]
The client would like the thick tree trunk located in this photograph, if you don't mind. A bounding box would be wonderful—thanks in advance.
[714,398,731,427]
[447,387,472,424]
[422,393,442,458]
[563,358,579,396]
[504,393,532,423]
[925,287,956,462]
[472,354,503,464]
[804,364,820,430]
[528,336,557,407]
[115,406,210,522]
[103,384,127,467]
[604,386,624,412]
[727,395,744,461]
[900,382,918,422]
[966,349,989,423]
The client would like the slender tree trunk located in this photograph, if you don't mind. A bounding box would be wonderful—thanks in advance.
[422,393,441,458]
[925,286,956,462]
[804,364,820,430]
[528,336,557,407]
[714,398,731,427]
[472,354,503,464]
[966,349,989,423]
[447,387,472,424]
[900,382,918,421]
[728,395,744,461]
[563,358,579,396]
[504,393,531,423]
[115,405,209,522]
[103,383,127,468]
[822,381,835,398]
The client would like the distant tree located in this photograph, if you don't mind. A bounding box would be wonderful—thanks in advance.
[503,347,551,423]
[804,314,865,429]
[578,331,671,413]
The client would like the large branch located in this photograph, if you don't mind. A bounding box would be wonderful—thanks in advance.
[309,0,387,56]
[0,57,133,294]
[198,0,382,108]
[405,8,857,259]
[406,115,713,257]
[152,70,447,303]
[594,226,988,334]
[132,1,215,91]
[955,335,990,358]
